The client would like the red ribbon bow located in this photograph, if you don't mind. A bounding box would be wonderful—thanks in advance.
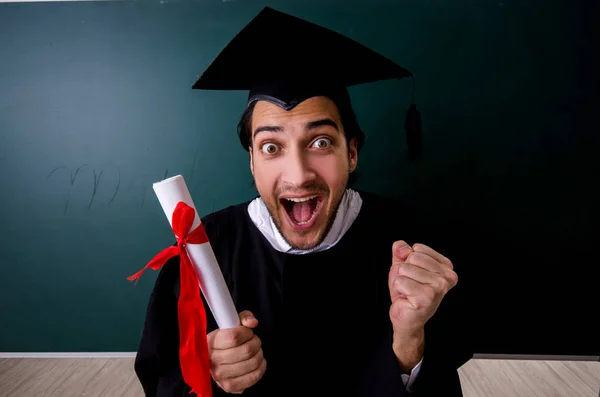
[128,201,212,397]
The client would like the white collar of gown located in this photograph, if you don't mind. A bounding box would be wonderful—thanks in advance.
[247,189,363,255]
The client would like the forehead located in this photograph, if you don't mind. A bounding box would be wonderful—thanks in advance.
[251,96,342,127]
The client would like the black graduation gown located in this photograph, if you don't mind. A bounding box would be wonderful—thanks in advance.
[133,190,474,396]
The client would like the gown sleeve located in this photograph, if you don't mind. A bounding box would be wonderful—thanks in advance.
[406,281,474,396]
[360,283,473,396]
[133,255,189,397]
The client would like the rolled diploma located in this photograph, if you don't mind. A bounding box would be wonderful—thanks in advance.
[153,174,240,329]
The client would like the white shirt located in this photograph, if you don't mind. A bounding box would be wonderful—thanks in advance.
[248,188,422,391]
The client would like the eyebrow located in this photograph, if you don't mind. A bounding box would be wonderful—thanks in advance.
[253,118,339,139]
[253,125,283,139]
[306,118,339,132]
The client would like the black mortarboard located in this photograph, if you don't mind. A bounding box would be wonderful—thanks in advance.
[192,6,422,161]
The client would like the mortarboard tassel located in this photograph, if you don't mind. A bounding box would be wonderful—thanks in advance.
[405,76,422,163]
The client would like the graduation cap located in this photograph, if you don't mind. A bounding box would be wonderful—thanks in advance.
[192,6,422,161]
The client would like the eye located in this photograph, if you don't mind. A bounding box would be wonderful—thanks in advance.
[261,142,279,155]
[312,137,332,149]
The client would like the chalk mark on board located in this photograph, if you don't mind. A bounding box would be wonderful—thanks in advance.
[89,169,103,209]
[88,166,121,209]
[47,164,121,213]
[47,164,89,214]
[131,169,169,208]
[141,185,148,208]
[47,164,89,185]
[108,167,121,206]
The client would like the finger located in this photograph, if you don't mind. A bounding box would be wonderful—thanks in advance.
[396,262,440,285]
[212,335,262,365]
[405,252,444,274]
[212,326,255,350]
[392,240,413,263]
[213,348,264,379]
[399,261,457,293]
[412,243,453,268]
[218,356,267,393]
[406,250,459,287]
[388,262,400,293]
[392,275,425,299]
[407,252,459,289]
[239,310,258,329]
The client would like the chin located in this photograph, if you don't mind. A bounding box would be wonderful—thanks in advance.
[281,230,323,251]
[260,181,346,251]
[275,193,338,251]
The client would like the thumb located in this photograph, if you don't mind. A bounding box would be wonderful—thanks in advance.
[392,240,413,263]
[389,241,412,295]
[239,310,259,329]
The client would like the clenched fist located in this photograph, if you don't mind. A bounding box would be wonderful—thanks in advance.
[388,240,458,336]
[207,310,267,394]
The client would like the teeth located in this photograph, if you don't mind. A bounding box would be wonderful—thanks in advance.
[285,195,318,203]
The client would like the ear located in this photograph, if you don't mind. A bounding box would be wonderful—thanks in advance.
[249,147,254,176]
[348,137,358,172]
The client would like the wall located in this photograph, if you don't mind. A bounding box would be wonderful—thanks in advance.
[0,0,597,355]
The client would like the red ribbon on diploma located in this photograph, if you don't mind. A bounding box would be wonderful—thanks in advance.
[128,201,212,397]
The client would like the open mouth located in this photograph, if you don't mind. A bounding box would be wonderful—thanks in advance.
[280,195,324,230]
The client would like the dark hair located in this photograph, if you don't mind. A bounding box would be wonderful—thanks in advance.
[237,92,365,154]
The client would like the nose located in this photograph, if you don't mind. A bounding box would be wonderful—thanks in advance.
[280,146,317,188]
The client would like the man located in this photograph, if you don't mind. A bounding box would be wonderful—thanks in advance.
[133,6,473,397]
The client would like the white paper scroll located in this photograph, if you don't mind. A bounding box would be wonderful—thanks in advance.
[153,175,240,329]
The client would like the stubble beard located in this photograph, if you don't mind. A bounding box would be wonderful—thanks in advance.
[261,174,349,251]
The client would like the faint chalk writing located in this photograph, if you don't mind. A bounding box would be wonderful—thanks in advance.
[47,164,89,214]
[128,168,170,208]
[89,167,121,209]
[47,164,121,213]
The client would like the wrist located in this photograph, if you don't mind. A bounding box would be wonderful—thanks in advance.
[393,328,425,374]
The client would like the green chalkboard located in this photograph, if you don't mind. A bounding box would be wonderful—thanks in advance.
[1,0,598,357]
